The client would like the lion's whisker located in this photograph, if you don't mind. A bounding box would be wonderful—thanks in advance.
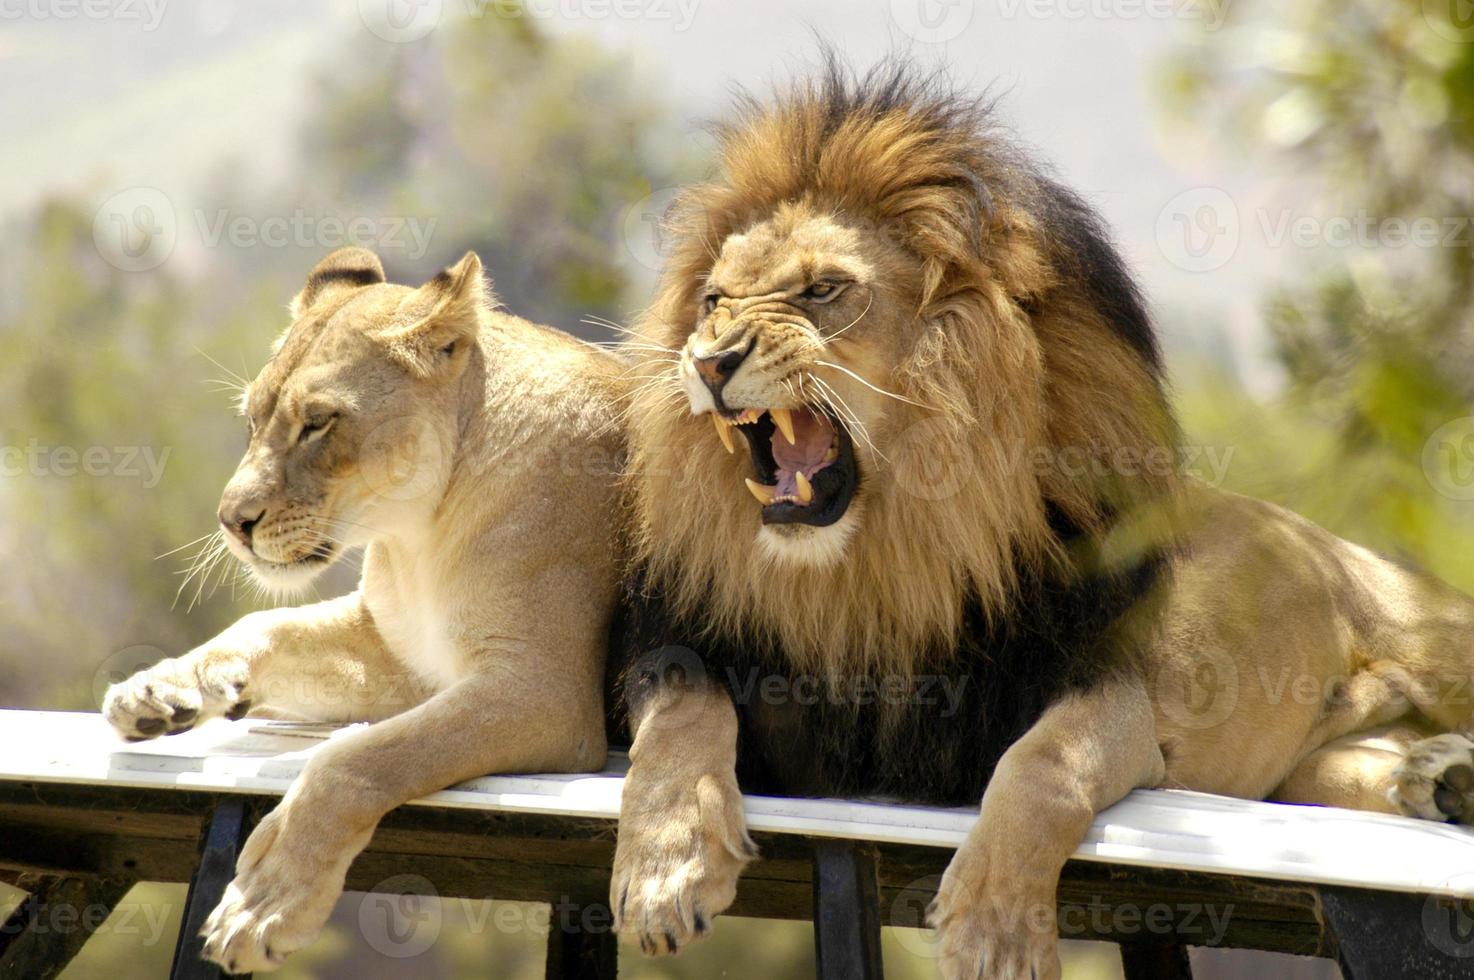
[814,359,935,411]
[822,291,873,342]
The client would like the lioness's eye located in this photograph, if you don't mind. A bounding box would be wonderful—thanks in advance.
[298,414,337,445]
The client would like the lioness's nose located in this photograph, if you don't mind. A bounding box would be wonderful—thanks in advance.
[218,500,265,551]
[693,343,751,401]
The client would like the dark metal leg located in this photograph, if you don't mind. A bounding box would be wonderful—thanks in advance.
[1323,885,1474,979]
[1120,942,1193,980]
[811,840,883,980]
[544,900,617,979]
[170,797,251,980]
[0,874,133,980]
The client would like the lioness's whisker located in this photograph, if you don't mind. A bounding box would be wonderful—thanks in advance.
[156,531,220,561]
[193,347,251,389]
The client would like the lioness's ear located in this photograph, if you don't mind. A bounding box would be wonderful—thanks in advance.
[381,252,493,376]
[290,247,386,319]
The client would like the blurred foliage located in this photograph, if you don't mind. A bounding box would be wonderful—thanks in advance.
[1163,0,1474,587]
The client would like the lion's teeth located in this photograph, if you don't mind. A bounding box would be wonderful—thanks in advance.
[744,478,777,505]
[823,444,839,464]
[770,408,796,445]
[795,470,813,504]
[713,414,735,454]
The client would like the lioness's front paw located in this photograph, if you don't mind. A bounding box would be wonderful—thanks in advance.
[103,654,251,740]
[929,851,1062,980]
[199,806,369,973]
[611,771,756,956]
[1392,733,1474,822]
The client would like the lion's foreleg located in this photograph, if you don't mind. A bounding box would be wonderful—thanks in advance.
[610,651,756,957]
[930,678,1165,980]
[102,592,427,739]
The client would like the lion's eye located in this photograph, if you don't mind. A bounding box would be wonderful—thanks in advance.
[802,281,845,303]
[702,293,721,315]
[298,414,337,445]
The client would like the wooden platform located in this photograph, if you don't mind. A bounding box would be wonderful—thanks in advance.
[2,710,1474,978]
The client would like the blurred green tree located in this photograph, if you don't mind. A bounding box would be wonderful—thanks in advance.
[1162,0,1474,586]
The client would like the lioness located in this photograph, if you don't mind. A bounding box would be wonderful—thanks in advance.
[608,60,1474,978]
[102,247,623,973]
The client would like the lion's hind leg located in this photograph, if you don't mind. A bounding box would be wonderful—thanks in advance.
[1272,724,1474,823]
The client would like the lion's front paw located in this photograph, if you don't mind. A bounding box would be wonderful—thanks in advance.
[103,654,251,741]
[199,806,368,973]
[928,849,1062,980]
[1392,733,1474,822]
[611,771,756,956]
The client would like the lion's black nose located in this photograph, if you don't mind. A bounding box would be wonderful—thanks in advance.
[693,342,752,403]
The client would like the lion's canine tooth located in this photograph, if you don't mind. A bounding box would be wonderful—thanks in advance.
[744,478,777,505]
[771,408,796,445]
[713,414,735,454]
[795,470,813,504]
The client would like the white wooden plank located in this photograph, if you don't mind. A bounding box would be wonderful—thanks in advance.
[3,710,1474,898]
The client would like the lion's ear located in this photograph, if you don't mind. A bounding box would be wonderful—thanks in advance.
[381,251,493,376]
[290,247,386,320]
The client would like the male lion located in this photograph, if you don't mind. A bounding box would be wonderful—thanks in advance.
[608,60,1474,977]
[102,247,624,972]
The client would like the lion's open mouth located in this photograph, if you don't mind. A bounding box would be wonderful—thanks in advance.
[712,406,858,526]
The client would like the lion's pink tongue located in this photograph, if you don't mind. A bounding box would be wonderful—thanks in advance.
[772,409,835,497]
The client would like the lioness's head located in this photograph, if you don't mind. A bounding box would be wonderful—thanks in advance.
[216,247,489,593]
[627,59,1179,672]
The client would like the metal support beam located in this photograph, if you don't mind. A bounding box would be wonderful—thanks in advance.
[544,901,618,979]
[1323,884,1474,979]
[811,840,883,980]
[1120,942,1194,980]
[169,797,251,980]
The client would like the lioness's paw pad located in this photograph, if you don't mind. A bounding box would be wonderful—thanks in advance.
[1392,733,1474,822]
[102,657,250,740]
